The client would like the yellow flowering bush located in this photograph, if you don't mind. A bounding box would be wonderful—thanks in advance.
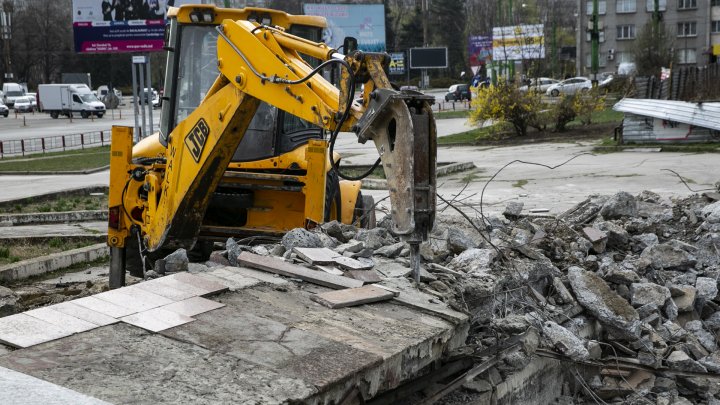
[573,87,606,125]
[469,80,541,137]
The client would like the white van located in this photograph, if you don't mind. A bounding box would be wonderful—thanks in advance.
[38,84,106,118]
[2,83,25,107]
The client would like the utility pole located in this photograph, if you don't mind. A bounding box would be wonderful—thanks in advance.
[590,0,599,86]
[0,0,13,81]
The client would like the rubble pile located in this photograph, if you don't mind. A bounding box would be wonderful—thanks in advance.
[209,190,720,404]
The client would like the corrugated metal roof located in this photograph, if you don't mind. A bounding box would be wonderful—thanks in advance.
[613,98,720,131]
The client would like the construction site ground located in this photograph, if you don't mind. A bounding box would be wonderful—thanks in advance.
[0,116,719,404]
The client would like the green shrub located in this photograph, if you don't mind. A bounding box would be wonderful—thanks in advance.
[573,87,606,125]
[553,95,577,132]
[48,237,63,248]
[0,246,9,258]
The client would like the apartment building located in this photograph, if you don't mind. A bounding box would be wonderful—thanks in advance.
[576,0,716,74]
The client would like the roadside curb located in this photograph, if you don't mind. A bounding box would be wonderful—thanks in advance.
[0,210,107,226]
[0,186,108,208]
[0,165,110,176]
[361,162,477,190]
[0,243,109,283]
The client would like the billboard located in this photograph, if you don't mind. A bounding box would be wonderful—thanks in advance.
[409,48,447,69]
[492,24,545,61]
[389,52,405,75]
[72,0,195,53]
[468,35,492,66]
[303,4,386,52]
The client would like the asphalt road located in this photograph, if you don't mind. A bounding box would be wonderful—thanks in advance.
[0,99,159,142]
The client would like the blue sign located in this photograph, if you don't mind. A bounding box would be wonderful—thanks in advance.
[469,35,492,66]
[303,4,386,52]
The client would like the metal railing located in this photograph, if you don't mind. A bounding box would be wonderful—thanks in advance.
[0,125,156,159]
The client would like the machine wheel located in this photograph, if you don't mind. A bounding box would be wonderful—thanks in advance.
[550,89,560,97]
[50,111,58,119]
[324,170,342,222]
[187,240,213,262]
[81,110,90,119]
[353,192,376,229]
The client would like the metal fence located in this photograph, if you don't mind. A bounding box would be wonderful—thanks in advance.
[0,130,113,158]
[634,64,720,101]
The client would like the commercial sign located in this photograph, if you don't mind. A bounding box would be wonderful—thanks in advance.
[468,35,492,66]
[389,52,405,75]
[72,0,195,54]
[492,24,545,61]
[303,4,386,52]
[409,48,448,69]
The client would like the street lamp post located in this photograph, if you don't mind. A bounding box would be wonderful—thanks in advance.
[0,0,13,81]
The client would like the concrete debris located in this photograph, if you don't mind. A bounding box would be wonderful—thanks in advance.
[696,277,719,301]
[448,248,497,275]
[0,286,20,317]
[666,350,707,373]
[701,201,720,223]
[600,191,638,219]
[541,320,590,361]
[446,228,476,254]
[281,228,323,251]
[374,242,405,258]
[159,248,189,273]
[639,242,697,271]
[503,201,524,219]
[630,283,671,307]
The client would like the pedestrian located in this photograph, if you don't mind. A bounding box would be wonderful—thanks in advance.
[101,0,115,21]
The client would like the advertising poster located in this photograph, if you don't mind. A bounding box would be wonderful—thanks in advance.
[303,4,386,52]
[72,0,195,53]
[492,24,545,61]
[468,35,492,66]
[389,52,405,75]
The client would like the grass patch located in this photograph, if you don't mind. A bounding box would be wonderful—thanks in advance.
[512,179,529,188]
[0,238,99,266]
[3,193,107,214]
[568,108,623,127]
[438,126,499,145]
[594,142,720,154]
[435,110,471,120]
[0,146,110,172]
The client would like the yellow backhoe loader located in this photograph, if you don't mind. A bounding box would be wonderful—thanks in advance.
[107,4,436,288]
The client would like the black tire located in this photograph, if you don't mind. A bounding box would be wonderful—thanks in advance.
[551,89,560,97]
[50,111,58,119]
[188,240,213,262]
[2,112,7,118]
[353,192,376,229]
[97,112,104,118]
[324,170,342,222]
[81,110,89,119]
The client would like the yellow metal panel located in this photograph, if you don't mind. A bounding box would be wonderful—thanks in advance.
[172,4,326,29]
[108,126,133,248]
[339,180,361,225]
[244,190,306,231]
[304,140,328,226]
[132,133,165,160]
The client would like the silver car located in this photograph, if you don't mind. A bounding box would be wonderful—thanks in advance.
[546,77,592,97]
[0,101,8,117]
[519,77,559,93]
[13,96,33,113]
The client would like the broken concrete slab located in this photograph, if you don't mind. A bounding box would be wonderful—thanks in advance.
[541,320,589,361]
[567,267,641,340]
[0,313,73,348]
[448,248,497,274]
[0,365,111,405]
[446,228,476,254]
[630,283,671,307]
[238,252,363,290]
[281,228,323,251]
[600,191,638,219]
[0,286,20,317]
[333,256,373,271]
[582,227,608,254]
[666,350,707,373]
[292,247,340,265]
[640,242,697,271]
[310,285,397,309]
[374,242,405,258]
[344,270,382,284]
[696,277,718,300]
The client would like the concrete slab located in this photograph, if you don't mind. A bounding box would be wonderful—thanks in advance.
[0,282,468,403]
[0,366,110,405]
[133,277,199,301]
[170,272,229,296]
[0,324,317,404]
[194,271,260,291]
[214,266,290,285]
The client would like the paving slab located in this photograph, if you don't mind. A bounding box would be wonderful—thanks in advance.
[25,307,98,334]
[52,301,118,327]
[93,286,173,312]
[71,296,136,318]
[0,366,110,405]
[195,271,261,290]
[120,308,195,333]
[160,296,226,317]
[170,272,229,296]
[0,314,72,348]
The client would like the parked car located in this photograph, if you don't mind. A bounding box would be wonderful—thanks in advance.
[26,93,37,110]
[0,101,8,117]
[445,84,471,102]
[546,77,592,97]
[519,77,559,93]
[13,96,33,113]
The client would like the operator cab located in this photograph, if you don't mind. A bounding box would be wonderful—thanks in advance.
[160,6,325,164]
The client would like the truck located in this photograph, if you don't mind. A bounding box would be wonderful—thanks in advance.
[37,84,106,119]
[2,83,25,108]
[107,5,436,288]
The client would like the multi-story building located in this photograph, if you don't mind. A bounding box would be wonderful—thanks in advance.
[576,0,716,74]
